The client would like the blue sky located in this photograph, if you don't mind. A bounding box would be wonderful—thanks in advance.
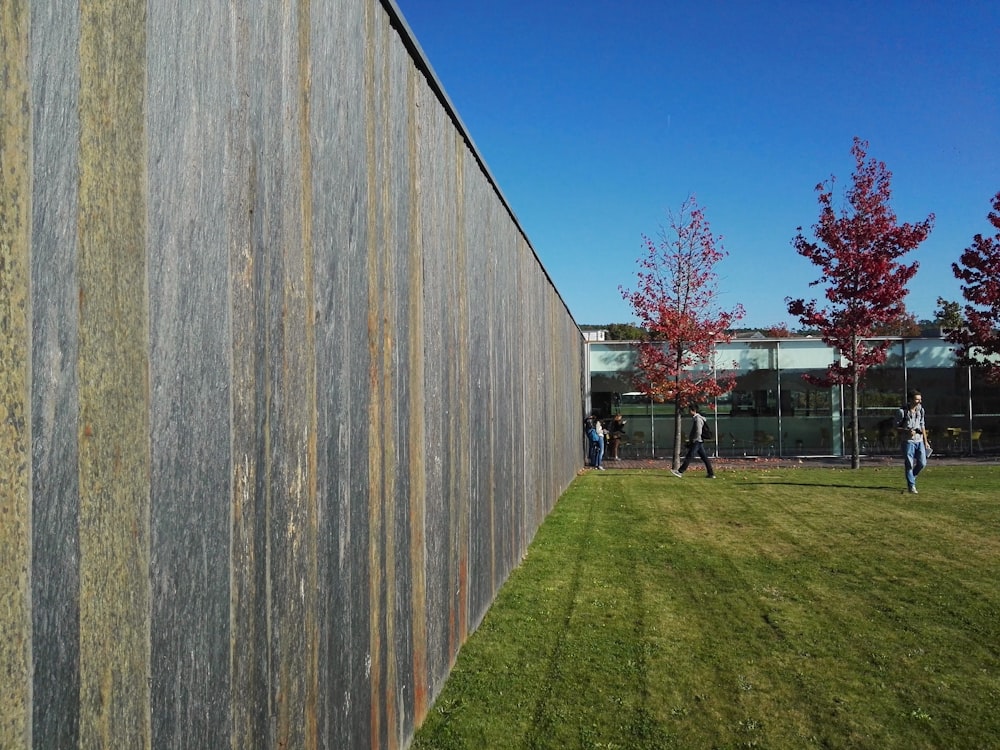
[395,0,999,329]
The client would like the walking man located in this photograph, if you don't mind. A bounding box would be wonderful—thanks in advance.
[895,389,931,494]
[671,404,716,479]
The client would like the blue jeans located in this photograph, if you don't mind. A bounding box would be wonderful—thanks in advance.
[591,435,605,467]
[903,440,926,489]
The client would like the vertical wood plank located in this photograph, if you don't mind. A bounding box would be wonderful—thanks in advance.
[76,0,151,746]
[228,0,270,745]
[28,0,82,744]
[0,0,32,745]
[145,0,234,745]
[406,60,430,732]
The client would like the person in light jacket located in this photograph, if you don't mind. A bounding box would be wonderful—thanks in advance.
[671,404,716,479]
[895,389,931,494]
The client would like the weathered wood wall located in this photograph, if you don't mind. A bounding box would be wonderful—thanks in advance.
[0,1,583,748]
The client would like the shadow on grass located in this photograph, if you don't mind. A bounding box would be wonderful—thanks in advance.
[600,466,908,492]
[759,480,902,492]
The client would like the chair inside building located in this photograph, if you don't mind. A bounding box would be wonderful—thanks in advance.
[630,431,646,458]
[752,430,775,456]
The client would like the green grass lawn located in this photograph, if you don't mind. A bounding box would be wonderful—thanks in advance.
[412,465,1000,749]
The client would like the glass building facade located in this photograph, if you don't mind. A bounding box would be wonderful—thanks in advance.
[588,337,1000,459]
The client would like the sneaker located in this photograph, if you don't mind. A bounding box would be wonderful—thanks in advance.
[670,469,682,478]
[909,486,918,494]
[706,475,717,479]
[598,466,605,470]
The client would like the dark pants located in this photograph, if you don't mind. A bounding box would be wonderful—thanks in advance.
[679,440,714,476]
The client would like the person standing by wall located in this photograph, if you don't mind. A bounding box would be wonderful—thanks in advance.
[592,415,605,470]
[584,413,605,470]
[608,413,627,460]
[895,389,931,494]
[584,414,596,467]
[671,404,716,479]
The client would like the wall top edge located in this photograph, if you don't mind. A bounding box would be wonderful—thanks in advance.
[380,0,580,332]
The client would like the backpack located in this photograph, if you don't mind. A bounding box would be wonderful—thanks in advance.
[701,420,713,441]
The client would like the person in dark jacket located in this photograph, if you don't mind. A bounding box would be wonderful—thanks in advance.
[608,414,627,460]
[671,404,715,479]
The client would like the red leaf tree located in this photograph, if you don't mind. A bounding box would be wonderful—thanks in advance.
[620,196,745,467]
[947,191,1000,381]
[786,138,934,468]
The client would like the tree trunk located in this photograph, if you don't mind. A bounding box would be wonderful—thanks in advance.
[851,342,861,469]
[672,395,683,469]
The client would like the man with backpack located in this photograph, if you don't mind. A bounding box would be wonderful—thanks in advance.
[671,404,716,479]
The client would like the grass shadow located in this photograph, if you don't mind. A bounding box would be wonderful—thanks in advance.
[759,480,902,492]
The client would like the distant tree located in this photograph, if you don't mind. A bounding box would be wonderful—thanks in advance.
[605,323,647,341]
[785,138,934,468]
[873,308,921,337]
[947,191,1000,381]
[764,324,792,338]
[933,297,965,331]
[620,196,745,467]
